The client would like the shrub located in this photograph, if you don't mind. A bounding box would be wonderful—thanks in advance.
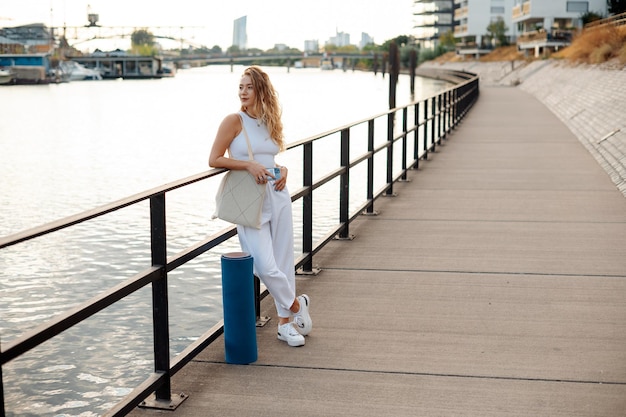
[555,25,626,63]
[589,43,614,63]
[619,43,626,64]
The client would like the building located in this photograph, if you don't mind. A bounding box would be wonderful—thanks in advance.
[0,35,24,54]
[413,0,455,49]
[455,0,515,54]
[0,23,53,53]
[513,0,607,56]
[359,32,374,49]
[327,30,350,47]
[232,16,247,50]
[304,39,319,53]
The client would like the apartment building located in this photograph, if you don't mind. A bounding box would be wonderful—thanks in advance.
[455,0,515,53]
[413,0,455,48]
[513,0,608,56]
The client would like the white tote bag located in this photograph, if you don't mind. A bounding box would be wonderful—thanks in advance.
[212,118,266,229]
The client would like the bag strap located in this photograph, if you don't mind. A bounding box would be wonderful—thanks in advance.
[238,114,254,161]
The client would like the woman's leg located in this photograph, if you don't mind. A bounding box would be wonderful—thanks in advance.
[238,224,294,319]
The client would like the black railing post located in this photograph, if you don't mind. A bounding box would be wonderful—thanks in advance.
[365,119,377,215]
[414,102,420,169]
[454,88,460,128]
[423,98,429,160]
[338,128,351,239]
[401,107,409,180]
[302,142,314,272]
[431,97,437,151]
[149,193,171,401]
[437,93,443,144]
[1,337,5,417]
[386,111,395,196]
[443,92,448,138]
[254,276,260,316]
[448,90,454,132]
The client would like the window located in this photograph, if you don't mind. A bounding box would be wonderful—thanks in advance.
[491,6,505,13]
[566,1,588,12]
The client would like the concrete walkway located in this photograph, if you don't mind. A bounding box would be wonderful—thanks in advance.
[127,87,626,417]
[422,60,626,197]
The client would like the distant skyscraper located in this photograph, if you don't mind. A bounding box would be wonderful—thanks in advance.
[326,30,350,47]
[233,16,247,50]
[359,32,374,49]
[304,39,319,53]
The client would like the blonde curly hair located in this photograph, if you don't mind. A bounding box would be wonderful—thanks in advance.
[240,66,285,152]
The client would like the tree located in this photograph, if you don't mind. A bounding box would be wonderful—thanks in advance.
[336,44,359,53]
[381,35,411,51]
[486,17,509,47]
[438,30,456,50]
[323,43,338,53]
[227,45,241,55]
[131,29,154,48]
[607,0,626,14]
[581,11,604,25]
[130,29,158,56]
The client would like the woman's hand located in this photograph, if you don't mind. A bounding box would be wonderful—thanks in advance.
[246,161,270,185]
[273,166,288,191]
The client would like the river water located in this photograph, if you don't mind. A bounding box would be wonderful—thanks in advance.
[0,65,449,416]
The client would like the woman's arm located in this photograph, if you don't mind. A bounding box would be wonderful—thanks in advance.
[208,113,269,180]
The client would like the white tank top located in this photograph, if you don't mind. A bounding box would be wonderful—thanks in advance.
[229,112,279,168]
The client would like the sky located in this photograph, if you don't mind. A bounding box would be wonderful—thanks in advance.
[1,0,415,51]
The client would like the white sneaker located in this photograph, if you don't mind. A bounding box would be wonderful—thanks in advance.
[277,322,305,347]
[293,294,312,336]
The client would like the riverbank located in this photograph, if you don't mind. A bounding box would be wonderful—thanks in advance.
[420,59,626,197]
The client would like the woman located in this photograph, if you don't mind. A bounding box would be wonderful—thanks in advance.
[209,66,312,347]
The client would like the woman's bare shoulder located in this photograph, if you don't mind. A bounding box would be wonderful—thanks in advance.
[222,112,243,125]
[217,112,243,134]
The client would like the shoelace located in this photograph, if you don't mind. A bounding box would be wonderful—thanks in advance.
[280,323,300,337]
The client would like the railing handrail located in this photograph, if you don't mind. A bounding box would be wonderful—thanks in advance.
[585,11,626,29]
[0,70,480,417]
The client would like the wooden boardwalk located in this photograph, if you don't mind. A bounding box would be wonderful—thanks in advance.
[127,87,626,417]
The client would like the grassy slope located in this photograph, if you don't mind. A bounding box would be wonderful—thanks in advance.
[434,27,626,65]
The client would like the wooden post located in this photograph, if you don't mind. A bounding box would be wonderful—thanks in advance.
[382,52,388,78]
[389,42,399,109]
[409,49,417,97]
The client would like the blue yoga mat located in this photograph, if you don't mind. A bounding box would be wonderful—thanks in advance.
[221,252,258,364]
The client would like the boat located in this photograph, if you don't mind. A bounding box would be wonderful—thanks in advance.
[0,53,56,84]
[320,58,334,70]
[68,49,165,80]
[0,68,14,85]
[160,62,176,77]
[59,61,103,81]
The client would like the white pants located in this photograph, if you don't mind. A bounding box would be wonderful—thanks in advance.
[237,184,295,318]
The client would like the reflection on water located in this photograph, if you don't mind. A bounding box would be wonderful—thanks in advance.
[0,65,449,416]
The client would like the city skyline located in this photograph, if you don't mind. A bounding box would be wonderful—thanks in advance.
[2,0,415,51]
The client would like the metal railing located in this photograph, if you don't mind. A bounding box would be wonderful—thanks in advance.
[0,69,479,417]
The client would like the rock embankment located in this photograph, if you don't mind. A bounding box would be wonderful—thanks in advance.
[420,60,626,197]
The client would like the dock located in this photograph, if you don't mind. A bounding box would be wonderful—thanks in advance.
[127,86,626,417]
